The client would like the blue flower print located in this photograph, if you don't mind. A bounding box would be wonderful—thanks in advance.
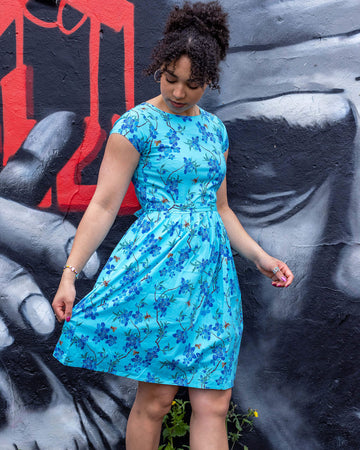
[212,321,224,334]
[183,343,197,363]
[212,344,226,362]
[54,102,243,391]
[166,178,181,200]
[116,309,133,326]
[197,227,209,242]
[179,278,192,295]
[92,322,110,343]
[146,373,159,383]
[216,128,224,145]
[122,267,137,284]
[131,354,142,364]
[199,279,210,295]
[125,333,141,350]
[144,347,159,364]
[199,324,213,341]
[154,296,171,317]
[216,376,225,386]
[174,374,187,386]
[173,329,186,344]
[166,128,180,146]
[149,124,158,139]
[145,234,162,257]
[105,334,117,346]
[127,282,142,297]
[83,305,99,320]
[208,158,220,177]
[121,115,138,134]
[196,122,210,143]
[140,219,152,233]
[183,157,198,174]
[75,335,89,349]
[82,355,97,370]
[105,258,115,274]
[189,136,201,152]
[63,325,75,340]
[132,310,143,324]
[53,346,64,359]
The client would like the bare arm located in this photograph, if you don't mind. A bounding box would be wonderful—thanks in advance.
[217,150,294,287]
[52,134,140,321]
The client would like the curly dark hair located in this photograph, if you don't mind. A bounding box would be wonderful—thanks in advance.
[145,1,229,90]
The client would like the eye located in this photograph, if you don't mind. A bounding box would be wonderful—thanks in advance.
[165,76,177,84]
[224,108,356,226]
[187,83,201,90]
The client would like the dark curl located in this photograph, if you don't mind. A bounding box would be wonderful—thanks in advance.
[145,1,229,90]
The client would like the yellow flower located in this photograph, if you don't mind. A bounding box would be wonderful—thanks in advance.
[254,410,259,417]
[172,400,176,406]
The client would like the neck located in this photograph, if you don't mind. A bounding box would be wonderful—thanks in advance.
[147,96,199,116]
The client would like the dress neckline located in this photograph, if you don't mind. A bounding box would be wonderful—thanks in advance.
[144,102,203,119]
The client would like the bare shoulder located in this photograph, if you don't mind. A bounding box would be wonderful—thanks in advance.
[104,133,140,164]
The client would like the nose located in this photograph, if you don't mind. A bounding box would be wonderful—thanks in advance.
[173,83,186,100]
[335,245,360,297]
[334,106,360,297]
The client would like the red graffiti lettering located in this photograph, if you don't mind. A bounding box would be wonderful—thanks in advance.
[0,0,140,214]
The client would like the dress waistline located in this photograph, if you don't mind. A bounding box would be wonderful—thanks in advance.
[135,205,217,216]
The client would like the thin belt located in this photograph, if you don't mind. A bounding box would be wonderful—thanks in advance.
[135,204,217,216]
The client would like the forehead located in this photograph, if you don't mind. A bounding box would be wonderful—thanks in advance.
[166,55,192,73]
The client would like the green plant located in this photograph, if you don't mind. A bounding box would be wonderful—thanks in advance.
[226,402,258,450]
[158,399,257,450]
[159,399,190,450]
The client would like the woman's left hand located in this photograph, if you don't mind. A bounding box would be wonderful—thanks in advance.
[255,255,294,288]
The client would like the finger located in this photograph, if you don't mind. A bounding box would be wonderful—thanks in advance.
[0,111,82,205]
[64,302,73,323]
[0,197,99,279]
[283,268,295,287]
[0,316,14,349]
[0,254,55,334]
[277,263,294,287]
[53,306,65,323]
[271,264,288,283]
[272,264,294,287]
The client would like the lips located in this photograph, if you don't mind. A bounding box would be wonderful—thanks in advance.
[170,100,186,108]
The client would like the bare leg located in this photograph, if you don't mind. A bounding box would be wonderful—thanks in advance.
[126,382,178,450]
[189,387,232,450]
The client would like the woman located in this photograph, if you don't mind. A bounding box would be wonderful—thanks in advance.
[52,2,294,449]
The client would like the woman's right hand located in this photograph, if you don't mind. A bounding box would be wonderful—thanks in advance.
[52,275,77,323]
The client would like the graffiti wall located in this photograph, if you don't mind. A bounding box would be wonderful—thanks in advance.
[0,0,359,448]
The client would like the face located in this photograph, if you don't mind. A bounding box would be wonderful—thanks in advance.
[159,55,206,116]
[198,1,360,447]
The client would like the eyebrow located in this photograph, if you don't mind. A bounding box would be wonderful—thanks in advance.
[164,68,197,83]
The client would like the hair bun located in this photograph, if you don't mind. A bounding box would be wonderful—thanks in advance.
[164,1,229,60]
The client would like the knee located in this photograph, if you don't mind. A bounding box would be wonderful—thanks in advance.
[145,397,174,422]
[133,393,174,423]
[191,389,232,420]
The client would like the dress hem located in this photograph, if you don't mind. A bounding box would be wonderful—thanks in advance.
[53,354,234,391]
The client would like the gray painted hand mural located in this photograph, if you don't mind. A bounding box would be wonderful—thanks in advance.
[203,1,360,449]
[0,112,136,449]
[193,0,360,448]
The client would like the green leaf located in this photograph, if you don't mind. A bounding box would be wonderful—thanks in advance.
[172,421,190,437]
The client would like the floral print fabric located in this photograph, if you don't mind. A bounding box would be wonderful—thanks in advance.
[53,103,243,389]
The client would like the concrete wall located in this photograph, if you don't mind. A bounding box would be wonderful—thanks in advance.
[0,1,359,448]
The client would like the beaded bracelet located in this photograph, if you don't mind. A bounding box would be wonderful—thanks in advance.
[63,265,79,278]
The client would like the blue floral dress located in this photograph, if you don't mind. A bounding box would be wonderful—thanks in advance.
[54,103,243,390]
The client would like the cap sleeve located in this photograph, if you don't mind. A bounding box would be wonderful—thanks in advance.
[215,116,229,153]
[110,108,144,155]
